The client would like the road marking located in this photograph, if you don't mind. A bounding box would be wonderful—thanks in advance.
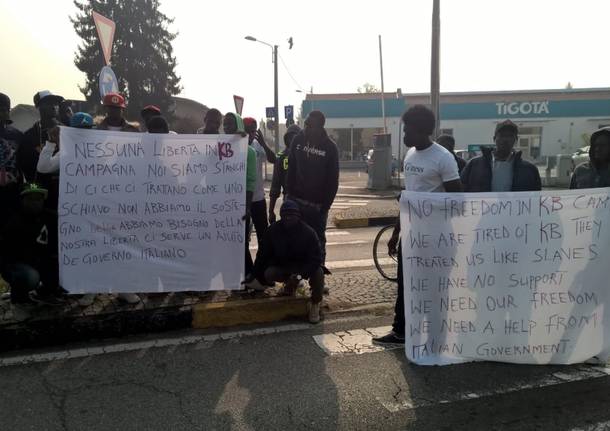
[0,315,376,368]
[380,365,610,413]
[570,421,610,431]
[313,325,401,356]
[326,231,351,236]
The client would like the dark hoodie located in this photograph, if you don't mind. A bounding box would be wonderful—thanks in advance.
[570,127,610,189]
[461,147,541,192]
[253,219,322,283]
[285,130,339,210]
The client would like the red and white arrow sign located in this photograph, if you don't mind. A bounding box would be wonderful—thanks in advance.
[92,11,116,66]
[233,95,244,116]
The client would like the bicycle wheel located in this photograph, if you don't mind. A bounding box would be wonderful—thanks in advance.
[373,224,399,282]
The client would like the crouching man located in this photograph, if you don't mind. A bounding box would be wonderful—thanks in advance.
[251,200,324,323]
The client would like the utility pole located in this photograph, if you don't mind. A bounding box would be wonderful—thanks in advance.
[431,0,441,139]
[273,45,280,153]
[379,35,387,133]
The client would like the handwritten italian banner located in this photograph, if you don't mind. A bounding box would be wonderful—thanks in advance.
[401,189,610,365]
[59,128,247,293]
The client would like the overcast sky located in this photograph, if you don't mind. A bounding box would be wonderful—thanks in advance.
[1,0,609,121]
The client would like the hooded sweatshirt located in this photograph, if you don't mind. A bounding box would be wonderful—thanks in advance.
[285,130,339,211]
[224,113,257,193]
[570,127,610,189]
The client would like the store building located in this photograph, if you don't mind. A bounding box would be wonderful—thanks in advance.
[300,88,610,162]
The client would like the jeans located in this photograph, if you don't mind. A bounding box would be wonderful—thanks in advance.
[2,264,41,303]
[292,200,329,264]
[391,243,405,336]
[264,265,324,303]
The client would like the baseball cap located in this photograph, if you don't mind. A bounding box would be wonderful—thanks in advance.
[20,183,48,199]
[33,90,64,108]
[70,112,94,128]
[280,200,301,216]
[141,105,161,116]
[495,119,519,135]
[102,92,126,108]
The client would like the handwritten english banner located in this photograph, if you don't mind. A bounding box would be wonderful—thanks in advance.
[400,189,610,365]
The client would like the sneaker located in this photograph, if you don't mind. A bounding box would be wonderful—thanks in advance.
[11,302,36,321]
[29,290,66,306]
[78,294,96,307]
[118,293,140,304]
[244,278,267,292]
[308,301,321,324]
[372,332,405,345]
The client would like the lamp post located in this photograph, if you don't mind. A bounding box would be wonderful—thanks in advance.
[430,0,441,139]
[296,86,314,114]
[245,35,280,152]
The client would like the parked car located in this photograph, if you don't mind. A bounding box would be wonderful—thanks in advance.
[571,146,590,171]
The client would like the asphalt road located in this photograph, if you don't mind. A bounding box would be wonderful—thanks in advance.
[1,312,609,430]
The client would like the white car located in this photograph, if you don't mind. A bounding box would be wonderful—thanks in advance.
[571,146,590,170]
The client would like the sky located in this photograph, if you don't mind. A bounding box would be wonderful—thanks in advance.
[1,0,610,122]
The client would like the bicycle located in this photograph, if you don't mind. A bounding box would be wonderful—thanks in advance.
[372,222,399,282]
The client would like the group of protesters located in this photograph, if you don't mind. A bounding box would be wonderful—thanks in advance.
[0,89,339,323]
[373,105,610,345]
[2,88,609,326]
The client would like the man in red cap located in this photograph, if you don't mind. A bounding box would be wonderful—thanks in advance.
[140,105,161,132]
[97,93,139,132]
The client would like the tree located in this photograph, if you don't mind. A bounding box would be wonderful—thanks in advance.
[565,82,574,89]
[72,0,181,119]
[357,83,380,94]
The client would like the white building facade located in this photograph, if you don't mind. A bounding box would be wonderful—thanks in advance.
[301,88,610,162]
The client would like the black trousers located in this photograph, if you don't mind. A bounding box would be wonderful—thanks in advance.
[392,243,405,335]
[245,200,269,275]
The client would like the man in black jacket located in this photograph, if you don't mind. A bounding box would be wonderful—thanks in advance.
[253,200,325,323]
[461,120,541,192]
[0,184,63,305]
[437,134,466,173]
[0,93,24,228]
[286,111,339,265]
[570,127,610,189]
[269,124,301,223]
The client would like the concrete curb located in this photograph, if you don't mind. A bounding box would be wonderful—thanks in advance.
[333,216,397,229]
[192,296,309,329]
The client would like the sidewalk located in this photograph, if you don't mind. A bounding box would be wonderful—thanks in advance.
[0,269,396,352]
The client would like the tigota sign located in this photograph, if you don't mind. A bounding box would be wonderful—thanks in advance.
[496,101,550,116]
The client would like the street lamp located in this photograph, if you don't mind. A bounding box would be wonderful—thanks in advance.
[296,86,314,112]
[245,35,280,152]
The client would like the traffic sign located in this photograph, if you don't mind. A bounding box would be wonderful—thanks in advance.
[284,105,294,120]
[98,66,119,99]
[266,107,276,118]
[92,11,116,66]
[233,95,244,116]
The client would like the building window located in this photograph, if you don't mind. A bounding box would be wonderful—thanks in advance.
[517,126,543,160]
[327,127,384,161]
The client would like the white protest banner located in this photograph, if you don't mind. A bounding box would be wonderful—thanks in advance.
[59,128,247,293]
[400,189,610,366]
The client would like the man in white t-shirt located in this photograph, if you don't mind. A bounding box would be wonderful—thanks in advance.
[373,105,463,345]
